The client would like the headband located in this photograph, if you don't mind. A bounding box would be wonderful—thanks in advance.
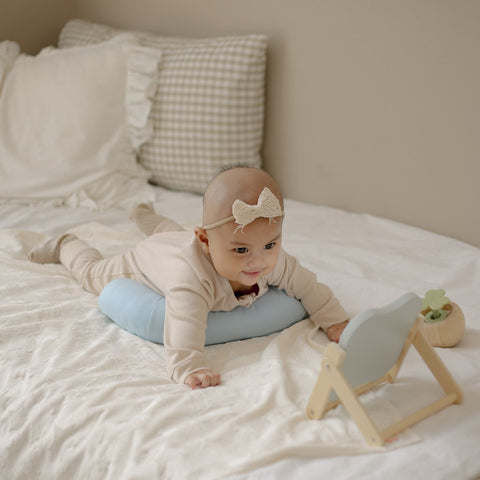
[201,187,284,230]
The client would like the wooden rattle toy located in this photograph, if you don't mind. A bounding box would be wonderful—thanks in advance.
[421,289,465,347]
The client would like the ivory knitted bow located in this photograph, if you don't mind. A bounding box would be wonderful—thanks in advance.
[202,187,284,230]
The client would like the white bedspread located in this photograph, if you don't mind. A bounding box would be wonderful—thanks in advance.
[1,187,479,480]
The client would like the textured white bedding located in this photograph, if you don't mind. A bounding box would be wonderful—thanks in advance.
[1,186,479,480]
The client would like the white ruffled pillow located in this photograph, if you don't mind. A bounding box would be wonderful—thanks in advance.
[0,36,161,208]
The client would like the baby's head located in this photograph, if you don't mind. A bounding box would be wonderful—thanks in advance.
[195,167,284,293]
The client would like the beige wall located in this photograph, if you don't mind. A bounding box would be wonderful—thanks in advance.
[2,1,480,246]
[0,0,75,53]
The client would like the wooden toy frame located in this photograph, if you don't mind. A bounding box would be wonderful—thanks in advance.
[306,300,463,447]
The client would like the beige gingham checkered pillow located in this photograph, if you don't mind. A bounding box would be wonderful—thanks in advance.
[59,19,267,194]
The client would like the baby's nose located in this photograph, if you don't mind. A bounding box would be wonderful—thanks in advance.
[247,250,266,268]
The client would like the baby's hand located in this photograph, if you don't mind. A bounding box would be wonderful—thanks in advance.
[326,320,349,343]
[184,369,221,389]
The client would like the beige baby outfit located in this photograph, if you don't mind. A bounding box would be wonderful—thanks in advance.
[59,223,348,383]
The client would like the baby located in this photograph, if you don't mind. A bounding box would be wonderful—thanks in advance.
[29,167,349,389]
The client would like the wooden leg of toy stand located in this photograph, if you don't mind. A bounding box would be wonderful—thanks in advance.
[326,357,384,446]
[412,327,463,404]
[306,363,335,420]
[306,343,384,446]
[306,343,344,420]
[379,327,463,441]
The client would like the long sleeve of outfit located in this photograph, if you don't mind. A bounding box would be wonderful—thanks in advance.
[266,249,349,332]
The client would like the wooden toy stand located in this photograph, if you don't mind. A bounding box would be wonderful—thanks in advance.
[306,293,463,447]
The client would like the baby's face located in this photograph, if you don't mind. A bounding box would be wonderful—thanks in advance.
[206,217,283,292]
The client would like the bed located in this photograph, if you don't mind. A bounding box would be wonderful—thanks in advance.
[1,18,480,480]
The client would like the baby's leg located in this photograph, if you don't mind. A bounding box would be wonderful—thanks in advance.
[59,238,144,295]
[129,203,185,235]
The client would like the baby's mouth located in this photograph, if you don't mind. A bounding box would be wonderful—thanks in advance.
[243,270,262,278]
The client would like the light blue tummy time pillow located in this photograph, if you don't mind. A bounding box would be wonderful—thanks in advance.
[98,278,308,345]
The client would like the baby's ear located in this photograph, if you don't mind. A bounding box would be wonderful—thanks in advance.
[194,227,210,254]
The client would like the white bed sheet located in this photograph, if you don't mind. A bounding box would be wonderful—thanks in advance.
[1,186,479,480]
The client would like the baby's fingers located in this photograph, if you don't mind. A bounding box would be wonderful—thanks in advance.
[185,370,221,389]
[198,371,221,388]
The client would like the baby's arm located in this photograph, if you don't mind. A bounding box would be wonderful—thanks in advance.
[269,250,350,340]
[164,289,221,388]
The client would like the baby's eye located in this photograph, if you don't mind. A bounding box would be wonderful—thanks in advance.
[264,242,276,250]
[234,247,248,254]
